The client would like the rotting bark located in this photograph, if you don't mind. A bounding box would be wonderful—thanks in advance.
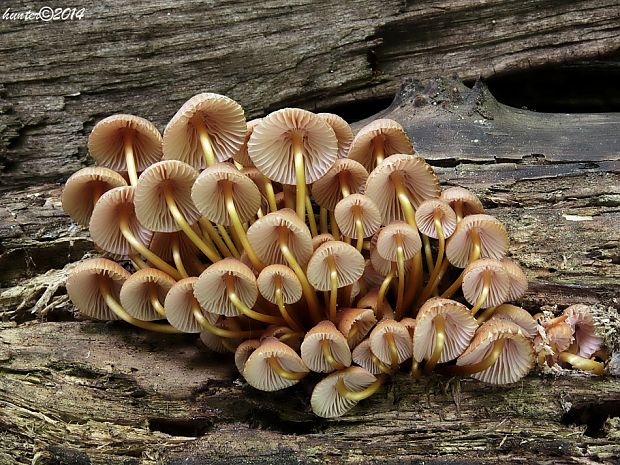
[0,77,619,464]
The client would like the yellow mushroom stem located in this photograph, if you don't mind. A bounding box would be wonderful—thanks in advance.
[354,214,364,252]
[171,235,189,278]
[330,210,340,239]
[220,339,238,353]
[427,214,446,284]
[372,136,385,167]
[476,306,497,324]
[274,283,303,332]
[198,218,228,259]
[385,332,400,368]
[123,130,138,186]
[92,183,104,207]
[229,226,244,258]
[277,228,322,324]
[191,115,217,167]
[129,253,148,271]
[320,207,329,234]
[118,215,182,280]
[346,325,358,346]
[423,315,445,374]
[558,352,604,375]
[454,201,464,222]
[422,235,433,276]
[336,375,384,401]
[224,276,284,325]
[470,271,491,316]
[217,224,240,258]
[371,353,393,374]
[306,194,318,236]
[394,236,407,320]
[263,176,278,213]
[278,330,304,344]
[376,271,394,320]
[148,285,166,317]
[99,278,180,333]
[339,172,351,198]
[291,131,307,220]
[191,303,254,338]
[320,339,345,370]
[267,356,307,380]
[327,255,339,322]
[410,359,421,378]
[441,229,481,299]
[163,187,221,264]
[222,181,265,271]
[443,339,506,376]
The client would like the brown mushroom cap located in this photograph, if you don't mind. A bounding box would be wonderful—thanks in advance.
[307,241,365,291]
[191,163,261,226]
[334,194,382,239]
[194,258,258,317]
[246,209,313,266]
[458,320,535,384]
[134,160,201,233]
[301,320,352,372]
[500,258,528,301]
[62,167,128,226]
[400,317,416,338]
[233,118,262,167]
[563,304,603,358]
[66,258,129,321]
[462,259,511,309]
[445,214,509,268]
[243,337,309,391]
[119,268,176,321]
[164,277,218,333]
[162,93,246,169]
[89,186,153,256]
[356,288,395,320]
[440,186,484,217]
[248,108,338,184]
[376,221,422,262]
[414,199,457,239]
[235,339,261,373]
[337,307,378,348]
[362,260,387,288]
[312,233,335,251]
[348,118,413,171]
[88,114,162,172]
[544,319,574,353]
[311,158,368,210]
[310,366,378,418]
[257,264,303,304]
[413,297,477,363]
[369,319,413,366]
[148,229,199,265]
[318,113,353,158]
[365,154,440,224]
[490,304,537,339]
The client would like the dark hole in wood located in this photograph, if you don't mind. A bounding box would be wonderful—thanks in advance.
[561,400,620,437]
[319,95,395,124]
[148,417,213,437]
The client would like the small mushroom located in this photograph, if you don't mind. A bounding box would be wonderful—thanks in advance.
[352,339,392,375]
[235,339,261,373]
[461,259,511,316]
[318,113,353,158]
[369,319,413,369]
[257,264,304,331]
[440,187,484,222]
[348,118,413,171]
[300,320,352,372]
[486,304,537,338]
[337,307,377,349]
[119,268,176,321]
[334,194,381,252]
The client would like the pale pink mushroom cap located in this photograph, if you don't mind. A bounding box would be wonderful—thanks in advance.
[337,307,378,348]
[306,241,365,291]
[369,319,413,366]
[564,304,604,358]
[318,113,353,158]
[348,118,413,171]
[415,199,457,240]
[446,214,509,268]
[440,187,484,218]
[311,158,368,210]
[310,366,378,418]
[257,265,303,305]
[164,277,217,333]
[489,304,537,339]
[462,259,511,309]
[301,320,352,372]
[501,258,529,301]
[119,268,176,321]
[334,194,382,239]
[235,339,261,373]
[352,339,385,375]
[376,221,422,262]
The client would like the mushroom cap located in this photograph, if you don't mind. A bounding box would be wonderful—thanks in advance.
[414,199,457,240]
[369,319,413,366]
[148,229,199,264]
[306,241,365,291]
[334,194,382,239]
[235,339,261,373]
[501,258,528,301]
[462,259,511,308]
[248,108,337,184]
[162,93,246,169]
[457,319,535,385]
[445,214,509,268]
[246,209,314,266]
[191,163,261,226]
[243,337,309,391]
[62,167,128,226]
[348,118,413,171]
[301,320,352,372]
[413,297,477,363]
[365,154,440,224]
[89,186,153,256]
[134,160,201,233]
[88,114,162,172]
[318,113,353,158]
[356,288,395,320]
[563,304,603,358]
[440,187,484,217]
[337,307,377,348]
[545,320,574,353]
[312,233,335,251]
[200,318,243,353]
[194,258,258,317]
[261,325,303,352]
[257,264,303,304]
[362,260,387,288]
[490,304,537,339]
[311,158,368,210]
[376,221,422,262]
[352,339,384,375]
[233,118,262,167]
[164,277,218,333]
[400,317,416,338]
[310,366,377,418]
[119,268,176,321]
[66,258,129,321]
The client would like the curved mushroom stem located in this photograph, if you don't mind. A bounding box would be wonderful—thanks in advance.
[222,181,264,270]
[426,214,446,287]
[198,218,228,259]
[123,130,139,186]
[224,276,284,325]
[371,353,393,374]
[291,132,307,220]
[277,228,322,324]
[129,253,148,271]
[442,339,506,376]
[385,332,400,368]
[263,176,278,213]
[217,225,240,258]
[148,285,166,317]
[320,339,345,370]
[355,215,364,252]
[191,115,217,167]
[423,315,445,374]
[422,235,434,276]
[118,215,182,280]
[441,229,481,299]
[558,352,605,375]
[306,194,318,236]
[336,375,384,401]
[191,304,254,338]
[171,235,189,279]
[267,356,308,380]
[476,306,497,324]
[376,271,395,320]
[278,330,304,344]
[320,207,329,234]
[470,271,491,316]
[346,325,359,347]
[372,136,386,168]
[454,201,464,223]
[274,284,304,332]
[339,173,351,198]
[99,279,180,333]
[330,210,340,239]
[394,236,407,320]
[327,256,339,322]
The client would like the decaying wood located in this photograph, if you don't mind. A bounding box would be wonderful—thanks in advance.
[1,0,619,188]
[1,78,619,464]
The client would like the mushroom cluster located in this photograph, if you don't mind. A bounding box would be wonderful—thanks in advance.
[63,93,607,418]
